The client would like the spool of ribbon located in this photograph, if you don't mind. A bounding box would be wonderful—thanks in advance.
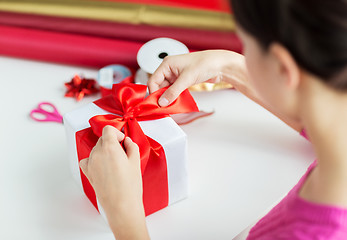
[136,37,189,86]
[97,64,134,96]
[137,37,190,76]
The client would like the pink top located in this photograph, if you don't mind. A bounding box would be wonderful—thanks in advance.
[247,131,347,239]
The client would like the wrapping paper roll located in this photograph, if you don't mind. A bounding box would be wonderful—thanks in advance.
[0,11,242,53]
[95,0,231,12]
[0,0,234,31]
[0,25,143,68]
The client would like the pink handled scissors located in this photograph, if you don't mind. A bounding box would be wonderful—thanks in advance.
[30,102,63,123]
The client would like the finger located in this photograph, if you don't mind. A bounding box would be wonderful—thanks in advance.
[93,134,103,148]
[147,74,161,94]
[79,158,89,178]
[148,59,175,94]
[158,72,191,107]
[88,135,103,163]
[159,79,171,89]
[102,125,125,143]
[123,137,140,162]
[101,126,127,159]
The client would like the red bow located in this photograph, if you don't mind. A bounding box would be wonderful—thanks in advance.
[90,83,199,174]
[76,83,199,215]
[65,75,99,101]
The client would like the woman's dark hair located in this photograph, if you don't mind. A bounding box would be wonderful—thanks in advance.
[231,0,347,90]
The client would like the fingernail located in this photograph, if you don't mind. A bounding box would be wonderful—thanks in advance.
[159,97,169,107]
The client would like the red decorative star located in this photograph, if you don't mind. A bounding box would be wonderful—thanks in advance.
[64,75,99,101]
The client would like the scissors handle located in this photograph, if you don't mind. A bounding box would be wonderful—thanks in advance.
[30,102,63,123]
[38,102,60,114]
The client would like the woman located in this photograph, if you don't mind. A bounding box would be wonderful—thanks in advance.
[79,0,347,239]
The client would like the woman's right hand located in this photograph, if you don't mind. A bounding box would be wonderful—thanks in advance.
[148,50,248,107]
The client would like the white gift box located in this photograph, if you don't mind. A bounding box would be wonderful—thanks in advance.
[63,102,189,220]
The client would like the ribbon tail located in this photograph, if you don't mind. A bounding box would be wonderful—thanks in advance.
[125,119,150,175]
[171,110,214,125]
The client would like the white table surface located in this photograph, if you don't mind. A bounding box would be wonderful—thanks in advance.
[0,56,315,240]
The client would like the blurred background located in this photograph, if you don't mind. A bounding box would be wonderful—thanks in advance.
[0,0,241,69]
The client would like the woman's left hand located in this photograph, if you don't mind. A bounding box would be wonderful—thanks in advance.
[79,125,150,240]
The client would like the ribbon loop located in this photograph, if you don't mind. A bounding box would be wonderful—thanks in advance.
[91,83,199,172]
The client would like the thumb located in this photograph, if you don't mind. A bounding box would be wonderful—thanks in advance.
[79,158,89,178]
[158,72,192,107]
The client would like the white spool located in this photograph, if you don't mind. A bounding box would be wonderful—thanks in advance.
[137,38,189,75]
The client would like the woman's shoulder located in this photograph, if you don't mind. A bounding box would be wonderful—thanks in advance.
[247,160,347,240]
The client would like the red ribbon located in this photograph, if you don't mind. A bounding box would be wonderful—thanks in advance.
[75,83,199,215]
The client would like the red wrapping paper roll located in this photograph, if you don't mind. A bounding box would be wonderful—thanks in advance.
[0,25,144,68]
[95,0,231,12]
[0,11,242,53]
